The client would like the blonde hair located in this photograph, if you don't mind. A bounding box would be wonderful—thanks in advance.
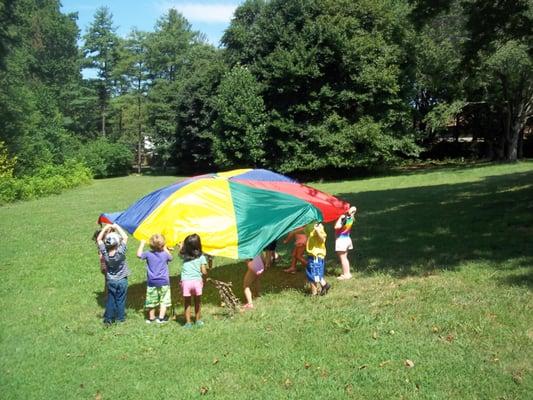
[149,234,166,251]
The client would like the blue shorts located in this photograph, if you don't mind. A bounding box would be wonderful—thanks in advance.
[306,256,325,282]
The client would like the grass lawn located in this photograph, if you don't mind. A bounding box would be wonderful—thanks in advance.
[1,162,532,399]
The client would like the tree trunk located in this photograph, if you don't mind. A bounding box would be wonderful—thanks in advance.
[137,95,142,174]
[101,106,106,137]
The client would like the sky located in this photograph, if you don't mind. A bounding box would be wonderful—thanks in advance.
[61,0,245,47]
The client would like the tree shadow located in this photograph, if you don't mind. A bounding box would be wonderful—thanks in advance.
[333,170,533,279]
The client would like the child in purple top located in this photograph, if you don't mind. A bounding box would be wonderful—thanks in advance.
[137,234,173,323]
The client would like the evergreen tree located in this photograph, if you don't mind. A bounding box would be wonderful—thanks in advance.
[82,6,120,136]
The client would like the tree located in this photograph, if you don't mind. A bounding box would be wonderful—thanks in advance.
[113,29,150,173]
[222,0,419,173]
[144,9,206,172]
[462,0,532,161]
[213,65,266,168]
[82,6,120,136]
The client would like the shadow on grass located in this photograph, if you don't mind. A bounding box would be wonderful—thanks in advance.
[94,259,308,313]
[334,170,533,278]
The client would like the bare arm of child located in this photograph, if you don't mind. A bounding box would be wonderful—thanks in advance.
[283,230,295,244]
[334,215,345,230]
[163,245,173,260]
[96,224,112,244]
[315,223,327,242]
[136,239,145,258]
[113,223,128,244]
[201,264,208,276]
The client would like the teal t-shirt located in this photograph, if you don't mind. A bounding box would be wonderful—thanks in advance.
[181,254,207,281]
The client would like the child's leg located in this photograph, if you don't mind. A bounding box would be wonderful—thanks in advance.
[337,251,352,278]
[194,295,202,322]
[295,245,308,268]
[243,269,255,305]
[158,285,171,319]
[310,282,318,296]
[147,308,156,320]
[103,280,116,323]
[183,296,192,324]
[115,278,128,322]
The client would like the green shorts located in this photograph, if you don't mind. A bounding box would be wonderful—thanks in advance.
[145,285,171,308]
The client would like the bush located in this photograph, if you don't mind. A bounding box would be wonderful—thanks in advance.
[78,138,133,178]
[0,161,92,205]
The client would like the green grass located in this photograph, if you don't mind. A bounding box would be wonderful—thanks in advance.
[1,162,532,399]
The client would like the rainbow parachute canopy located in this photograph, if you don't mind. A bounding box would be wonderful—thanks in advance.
[99,169,349,259]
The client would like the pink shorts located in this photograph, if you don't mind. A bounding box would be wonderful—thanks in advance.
[181,279,203,297]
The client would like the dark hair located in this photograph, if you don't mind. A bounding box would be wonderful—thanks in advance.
[92,229,101,242]
[180,234,203,261]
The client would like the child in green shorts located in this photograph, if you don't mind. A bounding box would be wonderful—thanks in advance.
[137,234,173,323]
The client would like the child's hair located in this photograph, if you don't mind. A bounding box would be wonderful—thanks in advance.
[180,233,203,261]
[149,233,166,251]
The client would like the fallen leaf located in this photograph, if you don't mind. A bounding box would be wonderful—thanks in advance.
[415,382,421,390]
[212,358,219,365]
[372,331,378,340]
[358,364,368,369]
[432,326,439,333]
[389,330,395,335]
[95,391,103,400]
[200,386,209,395]
[345,384,353,394]
[304,362,311,369]
[284,378,292,389]
[379,360,391,367]
[320,369,329,378]
[404,359,415,368]
[446,334,454,342]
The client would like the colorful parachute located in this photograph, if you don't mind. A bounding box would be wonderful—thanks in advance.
[99,169,349,259]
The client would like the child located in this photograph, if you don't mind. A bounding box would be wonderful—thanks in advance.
[137,234,173,324]
[334,206,357,280]
[263,240,278,269]
[305,222,330,296]
[96,223,130,325]
[179,234,208,328]
[243,253,265,309]
[282,226,308,273]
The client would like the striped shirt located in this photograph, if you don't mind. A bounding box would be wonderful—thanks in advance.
[98,242,131,281]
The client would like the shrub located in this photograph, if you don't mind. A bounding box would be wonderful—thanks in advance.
[0,161,92,205]
[78,138,133,178]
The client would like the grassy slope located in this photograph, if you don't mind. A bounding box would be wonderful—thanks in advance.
[0,162,532,399]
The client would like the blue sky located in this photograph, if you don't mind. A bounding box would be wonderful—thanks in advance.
[61,0,245,46]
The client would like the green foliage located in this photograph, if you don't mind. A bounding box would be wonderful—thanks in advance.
[212,65,267,168]
[78,138,133,178]
[0,141,16,178]
[423,100,466,134]
[222,0,418,173]
[0,159,91,204]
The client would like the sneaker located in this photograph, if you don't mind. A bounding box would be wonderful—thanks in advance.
[183,322,193,329]
[320,283,331,296]
[195,320,205,327]
[243,303,254,310]
[156,317,168,324]
[145,319,156,324]
[103,320,113,327]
